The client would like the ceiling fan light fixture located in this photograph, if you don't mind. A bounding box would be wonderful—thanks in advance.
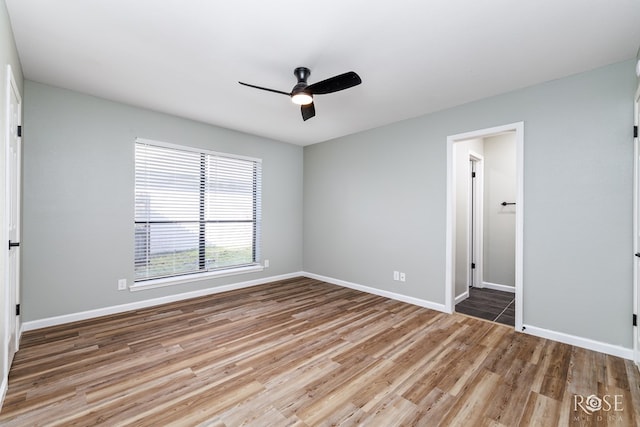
[291,91,313,105]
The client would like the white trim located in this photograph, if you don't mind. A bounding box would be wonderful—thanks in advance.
[130,264,264,291]
[455,290,469,305]
[309,273,634,361]
[135,137,262,163]
[482,282,516,293]
[22,272,303,332]
[303,272,448,313]
[446,122,524,332]
[0,375,6,411]
[18,271,636,362]
[24,271,451,332]
[514,123,524,331]
[445,139,455,313]
[524,324,634,360]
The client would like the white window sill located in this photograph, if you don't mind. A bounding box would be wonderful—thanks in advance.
[129,264,264,292]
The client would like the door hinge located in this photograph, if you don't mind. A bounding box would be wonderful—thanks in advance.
[16,304,20,316]
[634,313,637,327]
[17,125,22,137]
[635,126,638,139]
[471,172,476,178]
[471,263,476,269]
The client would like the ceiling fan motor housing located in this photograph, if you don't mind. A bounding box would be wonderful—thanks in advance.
[294,67,311,83]
[291,67,313,104]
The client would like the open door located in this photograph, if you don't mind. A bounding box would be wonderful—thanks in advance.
[634,82,640,368]
[3,65,22,400]
[468,154,483,290]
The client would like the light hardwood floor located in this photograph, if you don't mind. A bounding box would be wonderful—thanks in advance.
[1,277,639,426]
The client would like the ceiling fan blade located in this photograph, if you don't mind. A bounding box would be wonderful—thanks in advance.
[307,71,362,95]
[301,102,315,121]
[238,81,290,96]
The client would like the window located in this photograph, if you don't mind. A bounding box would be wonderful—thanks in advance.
[134,138,262,283]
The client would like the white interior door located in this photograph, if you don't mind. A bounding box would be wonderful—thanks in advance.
[634,83,640,367]
[6,65,22,368]
[468,154,483,289]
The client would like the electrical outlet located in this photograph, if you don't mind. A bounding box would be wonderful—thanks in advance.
[393,271,400,281]
[118,278,127,291]
[264,259,270,268]
[399,272,406,282]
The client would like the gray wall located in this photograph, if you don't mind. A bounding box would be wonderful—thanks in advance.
[304,60,635,348]
[483,133,516,287]
[22,81,303,321]
[1,0,23,393]
[19,57,637,350]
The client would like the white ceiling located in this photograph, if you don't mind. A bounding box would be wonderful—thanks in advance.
[5,0,640,146]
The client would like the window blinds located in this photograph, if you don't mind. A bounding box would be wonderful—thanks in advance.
[134,139,262,281]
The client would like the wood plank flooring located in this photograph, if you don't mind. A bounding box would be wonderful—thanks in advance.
[456,287,515,326]
[1,277,639,426]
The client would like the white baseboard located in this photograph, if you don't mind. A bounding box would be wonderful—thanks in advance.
[455,291,469,304]
[303,273,634,361]
[19,271,635,362]
[481,282,516,293]
[303,272,448,313]
[523,324,634,360]
[22,272,304,332]
[0,375,7,412]
[17,322,22,351]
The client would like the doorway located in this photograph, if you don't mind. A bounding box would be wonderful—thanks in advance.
[2,65,22,404]
[445,122,524,330]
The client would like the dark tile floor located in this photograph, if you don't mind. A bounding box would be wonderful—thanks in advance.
[455,287,515,326]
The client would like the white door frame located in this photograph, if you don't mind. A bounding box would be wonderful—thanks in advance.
[446,122,524,331]
[633,81,640,368]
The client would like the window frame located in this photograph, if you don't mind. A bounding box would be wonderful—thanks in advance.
[131,137,263,291]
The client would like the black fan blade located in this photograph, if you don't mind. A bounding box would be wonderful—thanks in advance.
[301,102,315,121]
[238,81,290,96]
[307,71,361,95]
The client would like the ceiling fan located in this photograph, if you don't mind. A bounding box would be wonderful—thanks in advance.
[239,67,362,121]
